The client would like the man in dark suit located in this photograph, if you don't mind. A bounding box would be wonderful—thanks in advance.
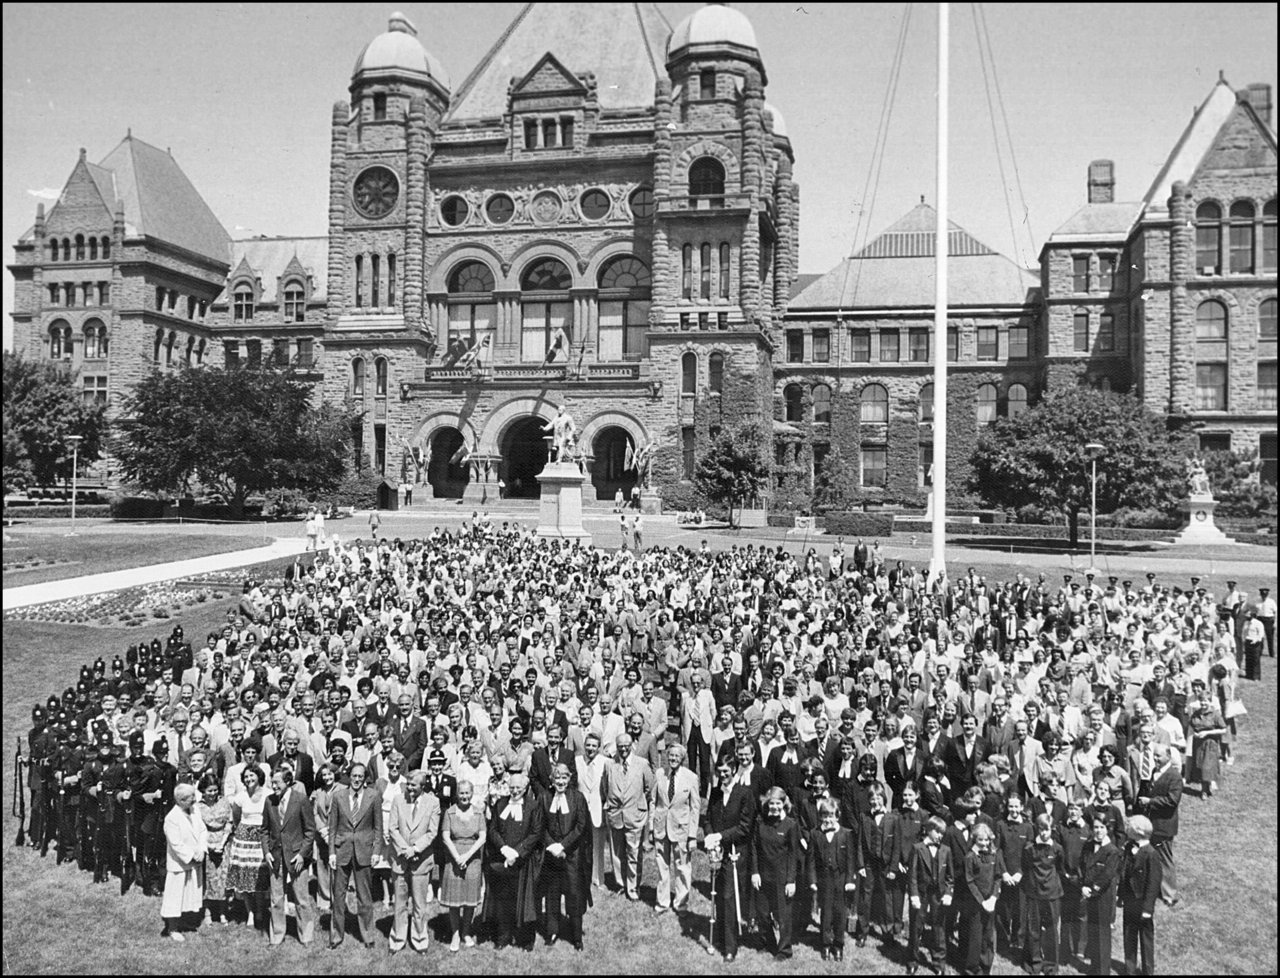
[1136,743,1181,907]
[1119,815,1161,976]
[265,767,318,945]
[942,713,988,804]
[982,698,1018,757]
[530,723,577,803]
[269,729,316,796]
[705,754,757,962]
[907,815,953,975]
[539,763,592,951]
[885,724,927,810]
[711,656,743,715]
[367,684,399,731]
[328,762,382,948]
[389,694,428,770]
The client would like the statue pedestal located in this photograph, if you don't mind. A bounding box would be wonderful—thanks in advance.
[1174,493,1234,545]
[536,461,593,543]
[639,490,662,515]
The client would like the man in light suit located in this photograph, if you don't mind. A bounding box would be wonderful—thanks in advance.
[651,743,700,913]
[681,672,717,797]
[637,680,669,744]
[1006,718,1045,801]
[574,732,609,889]
[264,767,318,946]
[601,733,654,901]
[328,762,382,948]
[388,770,440,954]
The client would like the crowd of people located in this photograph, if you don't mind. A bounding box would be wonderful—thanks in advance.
[15,520,1273,974]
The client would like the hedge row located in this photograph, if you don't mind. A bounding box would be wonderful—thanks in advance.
[818,512,896,537]
[2,504,112,520]
[900,520,1178,542]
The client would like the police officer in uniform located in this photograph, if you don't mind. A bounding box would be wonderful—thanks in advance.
[124,732,162,894]
[51,719,86,867]
[25,705,55,853]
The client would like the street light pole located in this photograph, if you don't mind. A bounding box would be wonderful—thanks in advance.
[67,434,83,537]
[1085,442,1105,573]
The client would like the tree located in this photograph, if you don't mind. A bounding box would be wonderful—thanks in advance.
[1200,447,1278,520]
[969,387,1188,548]
[2,350,106,489]
[115,363,355,518]
[695,422,769,528]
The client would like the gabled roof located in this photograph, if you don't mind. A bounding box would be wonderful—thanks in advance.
[215,237,329,304]
[790,203,1038,310]
[1143,77,1278,212]
[96,134,231,264]
[446,2,672,122]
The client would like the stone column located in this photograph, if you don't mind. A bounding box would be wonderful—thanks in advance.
[1168,180,1194,414]
[740,70,765,327]
[327,101,350,321]
[404,96,428,325]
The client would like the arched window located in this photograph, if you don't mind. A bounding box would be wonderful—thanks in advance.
[446,261,496,360]
[784,384,804,422]
[689,157,726,201]
[165,331,176,366]
[283,282,306,323]
[682,352,697,395]
[975,383,998,424]
[919,382,935,422]
[447,260,495,294]
[387,252,396,309]
[520,258,572,362]
[859,383,888,423]
[599,256,651,361]
[354,254,364,307]
[89,237,98,260]
[1195,300,1229,410]
[709,352,724,394]
[49,238,59,262]
[1196,202,1222,274]
[62,238,71,261]
[196,339,206,365]
[352,357,366,398]
[233,285,254,323]
[154,328,163,362]
[1229,201,1255,273]
[1265,199,1278,274]
[812,384,832,424]
[682,244,693,299]
[83,319,107,360]
[1007,383,1029,418]
[719,243,731,299]
[101,237,111,259]
[75,234,85,261]
[374,356,388,397]
[49,320,72,359]
[700,243,712,299]
[371,253,381,307]
[185,335,195,365]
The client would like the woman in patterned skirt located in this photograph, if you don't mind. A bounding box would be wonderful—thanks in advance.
[226,763,271,928]
[196,774,233,924]
[440,779,486,952]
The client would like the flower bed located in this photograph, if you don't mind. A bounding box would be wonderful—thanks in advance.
[3,580,230,627]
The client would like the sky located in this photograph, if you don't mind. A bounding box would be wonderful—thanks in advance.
[3,2,1276,350]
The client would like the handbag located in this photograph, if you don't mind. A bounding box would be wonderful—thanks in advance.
[1224,698,1247,720]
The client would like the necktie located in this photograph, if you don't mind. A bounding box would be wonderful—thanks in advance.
[353,791,362,812]
[668,770,676,803]
[1142,748,1152,782]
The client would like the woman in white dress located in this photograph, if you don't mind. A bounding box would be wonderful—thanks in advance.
[161,783,209,942]
[373,750,407,908]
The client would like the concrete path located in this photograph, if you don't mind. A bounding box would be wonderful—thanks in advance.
[2,536,310,610]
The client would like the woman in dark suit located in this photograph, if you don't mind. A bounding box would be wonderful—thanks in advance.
[751,787,804,959]
[705,754,757,962]
[538,763,591,951]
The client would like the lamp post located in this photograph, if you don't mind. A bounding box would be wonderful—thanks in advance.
[1085,442,1105,573]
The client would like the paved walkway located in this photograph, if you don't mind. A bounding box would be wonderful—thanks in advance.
[2,536,310,610]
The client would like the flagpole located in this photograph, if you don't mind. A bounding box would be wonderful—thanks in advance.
[929,1,949,586]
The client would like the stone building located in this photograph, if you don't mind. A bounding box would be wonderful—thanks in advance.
[7,6,1276,498]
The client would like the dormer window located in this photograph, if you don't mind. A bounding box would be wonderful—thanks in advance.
[233,285,255,323]
[283,282,306,323]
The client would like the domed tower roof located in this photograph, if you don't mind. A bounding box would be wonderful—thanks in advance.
[668,3,759,59]
[353,11,451,91]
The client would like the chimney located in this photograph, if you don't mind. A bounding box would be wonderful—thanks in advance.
[1087,159,1115,204]
[1238,83,1272,126]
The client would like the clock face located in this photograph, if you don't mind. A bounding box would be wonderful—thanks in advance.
[352,166,399,219]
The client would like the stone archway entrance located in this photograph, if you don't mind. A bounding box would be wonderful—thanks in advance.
[591,426,635,502]
[500,416,548,499]
[427,427,470,499]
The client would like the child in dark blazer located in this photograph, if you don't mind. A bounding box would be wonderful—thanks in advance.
[907,815,953,976]
[806,797,859,960]
[1120,814,1162,976]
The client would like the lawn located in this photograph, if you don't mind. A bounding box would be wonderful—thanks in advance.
[2,583,1277,974]
[1,529,269,588]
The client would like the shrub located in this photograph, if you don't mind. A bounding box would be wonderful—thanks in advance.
[1,504,111,520]
[819,512,895,537]
[657,482,711,514]
[1097,508,1183,530]
[327,470,384,510]
[110,495,167,520]
[151,607,169,618]
[771,477,813,515]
